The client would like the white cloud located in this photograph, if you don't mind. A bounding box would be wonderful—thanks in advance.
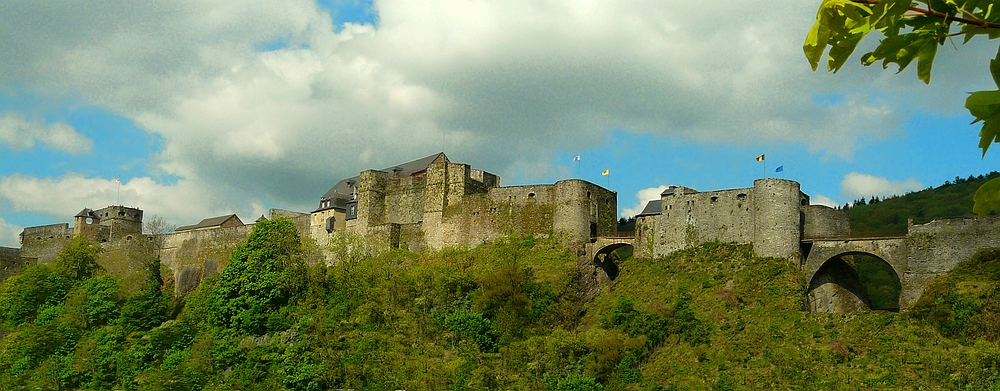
[0,174,254,229]
[840,172,923,200]
[809,194,840,208]
[622,185,669,218]
[0,216,20,248]
[0,0,993,214]
[0,114,93,155]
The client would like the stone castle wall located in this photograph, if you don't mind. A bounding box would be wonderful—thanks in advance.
[752,179,805,259]
[803,205,850,239]
[20,223,74,263]
[0,246,32,284]
[645,179,832,260]
[160,225,253,293]
[902,216,1000,305]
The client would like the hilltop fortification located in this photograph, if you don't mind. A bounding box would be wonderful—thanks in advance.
[6,154,1000,314]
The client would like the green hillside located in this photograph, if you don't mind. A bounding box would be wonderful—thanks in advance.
[847,171,1000,236]
[2,219,1000,390]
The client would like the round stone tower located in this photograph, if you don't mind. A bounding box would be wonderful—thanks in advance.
[553,179,592,247]
[752,179,802,260]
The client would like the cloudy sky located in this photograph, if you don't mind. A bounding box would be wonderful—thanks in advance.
[1,0,998,247]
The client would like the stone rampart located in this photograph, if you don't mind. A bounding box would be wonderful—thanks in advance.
[903,216,1000,304]
[20,223,74,263]
[160,225,253,294]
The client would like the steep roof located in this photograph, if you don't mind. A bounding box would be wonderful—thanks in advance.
[317,152,448,208]
[175,214,243,232]
[636,200,662,217]
[75,208,98,219]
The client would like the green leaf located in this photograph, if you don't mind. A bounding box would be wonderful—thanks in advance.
[965,90,1000,120]
[916,39,939,83]
[979,118,1000,156]
[974,177,1000,218]
[804,21,828,71]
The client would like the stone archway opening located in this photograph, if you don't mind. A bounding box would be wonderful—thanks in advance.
[593,244,633,281]
[807,252,901,313]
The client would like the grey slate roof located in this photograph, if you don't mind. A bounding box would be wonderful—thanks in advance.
[176,214,243,232]
[636,200,662,217]
[75,208,99,219]
[315,152,448,212]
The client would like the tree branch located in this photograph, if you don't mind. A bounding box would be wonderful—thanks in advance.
[850,0,1000,30]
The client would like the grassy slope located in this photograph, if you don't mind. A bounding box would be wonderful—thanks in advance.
[591,243,1000,390]
[2,235,1000,390]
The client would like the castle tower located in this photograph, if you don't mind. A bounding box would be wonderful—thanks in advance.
[421,155,450,248]
[354,170,389,229]
[73,208,102,241]
[752,179,803,260]
[93,206,143,242]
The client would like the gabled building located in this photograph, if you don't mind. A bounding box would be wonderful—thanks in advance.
[176,214,245,232]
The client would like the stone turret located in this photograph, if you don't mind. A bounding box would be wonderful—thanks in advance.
[752,179,804,260]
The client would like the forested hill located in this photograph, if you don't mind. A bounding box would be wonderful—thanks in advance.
[846,171,1000,236]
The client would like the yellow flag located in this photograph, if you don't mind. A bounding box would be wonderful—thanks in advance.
[601,169,609,176]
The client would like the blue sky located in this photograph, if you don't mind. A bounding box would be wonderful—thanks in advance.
[0,0,998,247]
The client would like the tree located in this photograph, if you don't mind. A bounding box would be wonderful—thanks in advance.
[208,218,306,335]
[140,215,176,287]
[804,0,1000,216]
[52,236,103,281]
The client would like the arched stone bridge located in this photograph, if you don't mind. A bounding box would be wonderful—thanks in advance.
[802,216,1000,312]
[586,236,636,280]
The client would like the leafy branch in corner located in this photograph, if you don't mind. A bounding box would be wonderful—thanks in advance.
[803,0,1000,216]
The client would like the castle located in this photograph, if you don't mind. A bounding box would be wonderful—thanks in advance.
[1,153,618,292]
[631,179,850,260]
[3,153,1000,313]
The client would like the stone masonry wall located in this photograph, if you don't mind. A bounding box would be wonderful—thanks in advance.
[159,225,253,294]
[903,216,1000,305]
[752,179,803,259]
[0,246,32,284]
[384,180,426,224]
[803,205,850,239]
[20,223,74,263]
[653,187,755,257]
[633,215,656,258]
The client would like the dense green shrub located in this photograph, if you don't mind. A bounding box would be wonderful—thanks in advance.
[209,218,306,335]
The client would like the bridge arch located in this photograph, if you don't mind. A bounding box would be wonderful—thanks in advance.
[592,243,633,281]
[807,251,901,313]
